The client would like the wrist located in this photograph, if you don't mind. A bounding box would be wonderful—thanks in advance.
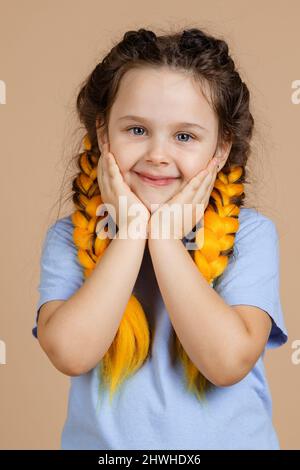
[116,215,149,240]
[148,212,183,241]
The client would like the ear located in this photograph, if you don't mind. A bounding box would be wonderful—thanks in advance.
[214,139,233,171]
[96,119,110,151]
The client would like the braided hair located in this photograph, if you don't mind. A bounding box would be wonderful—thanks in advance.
[68,27,253,404]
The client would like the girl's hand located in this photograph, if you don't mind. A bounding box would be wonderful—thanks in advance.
[149,157,220,240]
[97,142,150,237]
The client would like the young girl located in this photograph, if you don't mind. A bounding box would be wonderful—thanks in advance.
[32,27,288,450]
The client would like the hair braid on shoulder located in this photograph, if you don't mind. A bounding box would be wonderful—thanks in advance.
[71,134,151,404]
[173,164,244,401]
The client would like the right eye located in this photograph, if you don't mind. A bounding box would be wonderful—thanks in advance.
[126,126,145,136]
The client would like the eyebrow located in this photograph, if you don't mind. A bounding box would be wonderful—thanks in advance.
[117,115,208,132]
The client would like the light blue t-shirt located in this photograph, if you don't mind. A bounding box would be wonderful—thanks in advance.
[32,208,288,450]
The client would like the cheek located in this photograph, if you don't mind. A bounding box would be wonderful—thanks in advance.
[180,163,200,183]
[110,150,133,177]
[182,157,211,181]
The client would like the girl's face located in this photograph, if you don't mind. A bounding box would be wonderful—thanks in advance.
[96,66,231,211]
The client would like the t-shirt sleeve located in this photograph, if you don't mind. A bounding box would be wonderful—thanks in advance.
[32,216,84,339]
[213,211,288,350]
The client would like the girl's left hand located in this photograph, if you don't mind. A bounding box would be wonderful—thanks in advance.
[149,157,220,240]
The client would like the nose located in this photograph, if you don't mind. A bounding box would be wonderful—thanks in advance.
[144,144,173,166]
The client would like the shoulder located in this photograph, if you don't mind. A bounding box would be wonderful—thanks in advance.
[43,214,76,250]
[211,207,280,286]
[236,207,278,243]
[230,207,279,262]
[215,207,280,281]
[40,214,82,270]
[33,214,84,339]
[46,214,74,239]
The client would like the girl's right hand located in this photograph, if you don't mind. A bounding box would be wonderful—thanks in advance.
[97,142,150,237]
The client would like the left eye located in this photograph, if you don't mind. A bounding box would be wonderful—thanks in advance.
[126,126,195,142]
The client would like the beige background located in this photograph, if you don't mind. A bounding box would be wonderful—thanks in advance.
[0,0,299,450]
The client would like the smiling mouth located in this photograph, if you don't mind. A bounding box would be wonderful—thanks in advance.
[133,171,180,187]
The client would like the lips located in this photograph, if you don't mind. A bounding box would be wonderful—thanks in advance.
[134,171,179,180]
[134,171,180,187]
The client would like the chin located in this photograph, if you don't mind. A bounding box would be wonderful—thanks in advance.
[128,173,183,209]
[136,192,177,214]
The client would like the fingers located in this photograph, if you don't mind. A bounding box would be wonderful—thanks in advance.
[193,160,218,203]
[101,142,121,182]
[198,158,218,186]
[187,157,218,190]
[183,167,211,196]
[98,152,104,184]
[98,143,111,193]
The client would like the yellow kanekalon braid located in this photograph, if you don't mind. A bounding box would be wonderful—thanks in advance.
[173,166,244,401]
[71,134,244,404]
[71,134,151,404]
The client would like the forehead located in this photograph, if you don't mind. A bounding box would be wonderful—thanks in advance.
[110,66,217,128]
